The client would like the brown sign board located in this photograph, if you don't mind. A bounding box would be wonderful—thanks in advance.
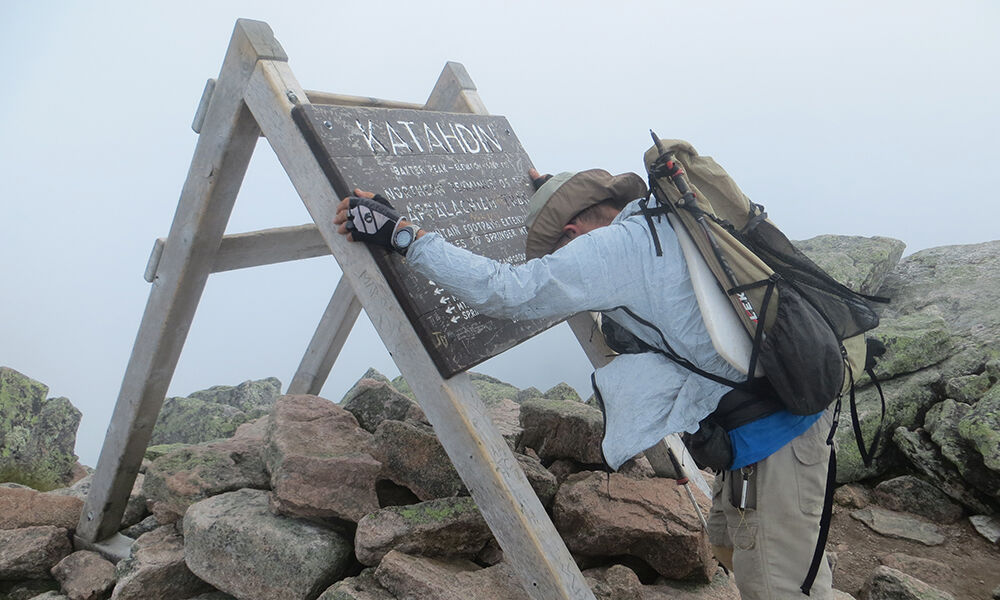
[293,104,559,377]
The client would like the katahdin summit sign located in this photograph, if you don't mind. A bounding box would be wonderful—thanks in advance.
[294,104,557,376]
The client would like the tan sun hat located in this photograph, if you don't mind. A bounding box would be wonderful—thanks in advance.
[524,169,647,259]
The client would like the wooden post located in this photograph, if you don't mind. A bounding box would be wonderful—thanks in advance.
[242,55,596,600]
[77,19,282,543]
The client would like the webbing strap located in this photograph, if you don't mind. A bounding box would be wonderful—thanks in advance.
[746,277,777,387]
[851,366,886,467]
[639,195,664,257]
[801,400,841,595]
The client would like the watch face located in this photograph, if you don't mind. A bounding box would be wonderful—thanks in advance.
[394,226,414,248]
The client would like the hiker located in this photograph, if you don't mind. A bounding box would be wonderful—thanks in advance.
[334,168,835,599]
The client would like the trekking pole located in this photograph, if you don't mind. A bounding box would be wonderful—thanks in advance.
[666,445,708,530]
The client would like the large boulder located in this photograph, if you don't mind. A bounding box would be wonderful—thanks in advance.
[373,550,531,600]
[0,526,72,580]
[354,497,493,566]
[112,525,212,600]
[849,507,945,546]
[50,551,116,600]
[318,568,395,600]
[149,377,281,445]
[893,427,995,514]
[47,471,147,529]
[924,399,1000,501]
[371,419,465,501]
[518,398,604,466]
[552,471,715,581]
[142,428,269,524]
[265,394,381,523]
[0,487,83,531]
[183,488,353,600]
[873,476,964,524]
[958,384,1000,472]
[794,234,906,296]
[0,367,81,490]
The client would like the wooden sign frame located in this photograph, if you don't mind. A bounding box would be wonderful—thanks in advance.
[78,19,705,600]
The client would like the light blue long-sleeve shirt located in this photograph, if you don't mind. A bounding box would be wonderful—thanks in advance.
[406,200,742,469]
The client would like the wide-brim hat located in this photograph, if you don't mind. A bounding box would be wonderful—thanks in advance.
[524,169,647,259]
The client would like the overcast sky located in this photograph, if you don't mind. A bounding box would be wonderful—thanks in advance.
[2,1,997,467]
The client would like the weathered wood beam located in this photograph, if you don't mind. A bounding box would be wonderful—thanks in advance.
[243,56,595,600]
[78,18,282,543]
[144,223,329,282]
[193,81,425,134]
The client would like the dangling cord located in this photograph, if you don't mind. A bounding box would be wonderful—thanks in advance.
[801,400,841,595]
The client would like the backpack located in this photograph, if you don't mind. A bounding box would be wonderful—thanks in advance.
[640,134,887,593]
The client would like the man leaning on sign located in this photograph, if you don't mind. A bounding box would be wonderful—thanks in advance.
[334,166,835,600]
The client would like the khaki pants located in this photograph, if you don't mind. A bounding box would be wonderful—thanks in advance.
[707,410,835,599]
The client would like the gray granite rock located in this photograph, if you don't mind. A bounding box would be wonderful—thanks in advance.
[925,399,1000,500]
[371,419,465,500]
[341,377,426,434]
[374,551,531,600]
[873,475,964,523]
[893,426,994,513]
[795,234,905,296]
[50,551,116,600]
[183,488,352,600]
[354,497,493,566]
[111,525,212,600]
[317,567,395,600]
[149,377,280,445]
[958,384,1000,473]
[0,367,81,490]
[863,565,954,600]
[969,514,1000,544]
[518,398,604,465]
[849,507,945,546]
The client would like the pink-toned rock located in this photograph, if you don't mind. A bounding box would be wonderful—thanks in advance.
[374,551,531,600]
[552,471,715,581]
[0,526,73,579]
[266,394,381,523]
[50,551,116,600]
[879,552,955,588]
[583,564,643,600]
[518,398,604,465]
[0,487,83,530]
[111,525,212,600]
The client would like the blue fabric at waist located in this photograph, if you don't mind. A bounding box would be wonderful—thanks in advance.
[728,410,825,470]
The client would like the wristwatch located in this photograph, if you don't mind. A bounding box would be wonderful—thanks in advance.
[391,223,420,256]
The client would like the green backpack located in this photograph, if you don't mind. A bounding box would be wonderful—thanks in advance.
[641,134,888,594]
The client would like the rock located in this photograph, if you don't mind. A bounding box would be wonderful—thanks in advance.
[849,507,945,546]
[340,378,426,433]
[0,487,83,530]
[371,419,465,500]
[183,488,353,600]
[643,567,740,599]
[863,565,955,600]
[958,384,1000,473]
[149,377,280,445]
[318,567,395,600]
[867,309,954,380]
[877,240,1000,354]
[120,514,159,540]
[925,399,1000,500]
[873,476,964,523]
[0,526,72,579]
[880,553,955,588]
[354,497,493,566]
[515,387,543,403]
[266,394,381,523]
[552,471,714,581]
[944,373,992,403]
[837,367,940,483]
[833,484,871,510]
[795,234,905,296]
[542,382,582,403]
[50,551,116,600]
[581,564,642,600]
[111,525,212,600]
[892,426,995,513]
[518,398,604,465]
[142,431,269,524]
[46,472,147,529]
[374,551,531,600]
[1,580,62,599]
[516,452,558,506]
[0,367,81,490]
[969,514,1000,544]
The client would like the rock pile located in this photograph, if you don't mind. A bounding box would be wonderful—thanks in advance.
[3,234,1000,600]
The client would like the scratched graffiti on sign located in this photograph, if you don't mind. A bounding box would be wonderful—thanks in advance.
[294,104,559,376]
